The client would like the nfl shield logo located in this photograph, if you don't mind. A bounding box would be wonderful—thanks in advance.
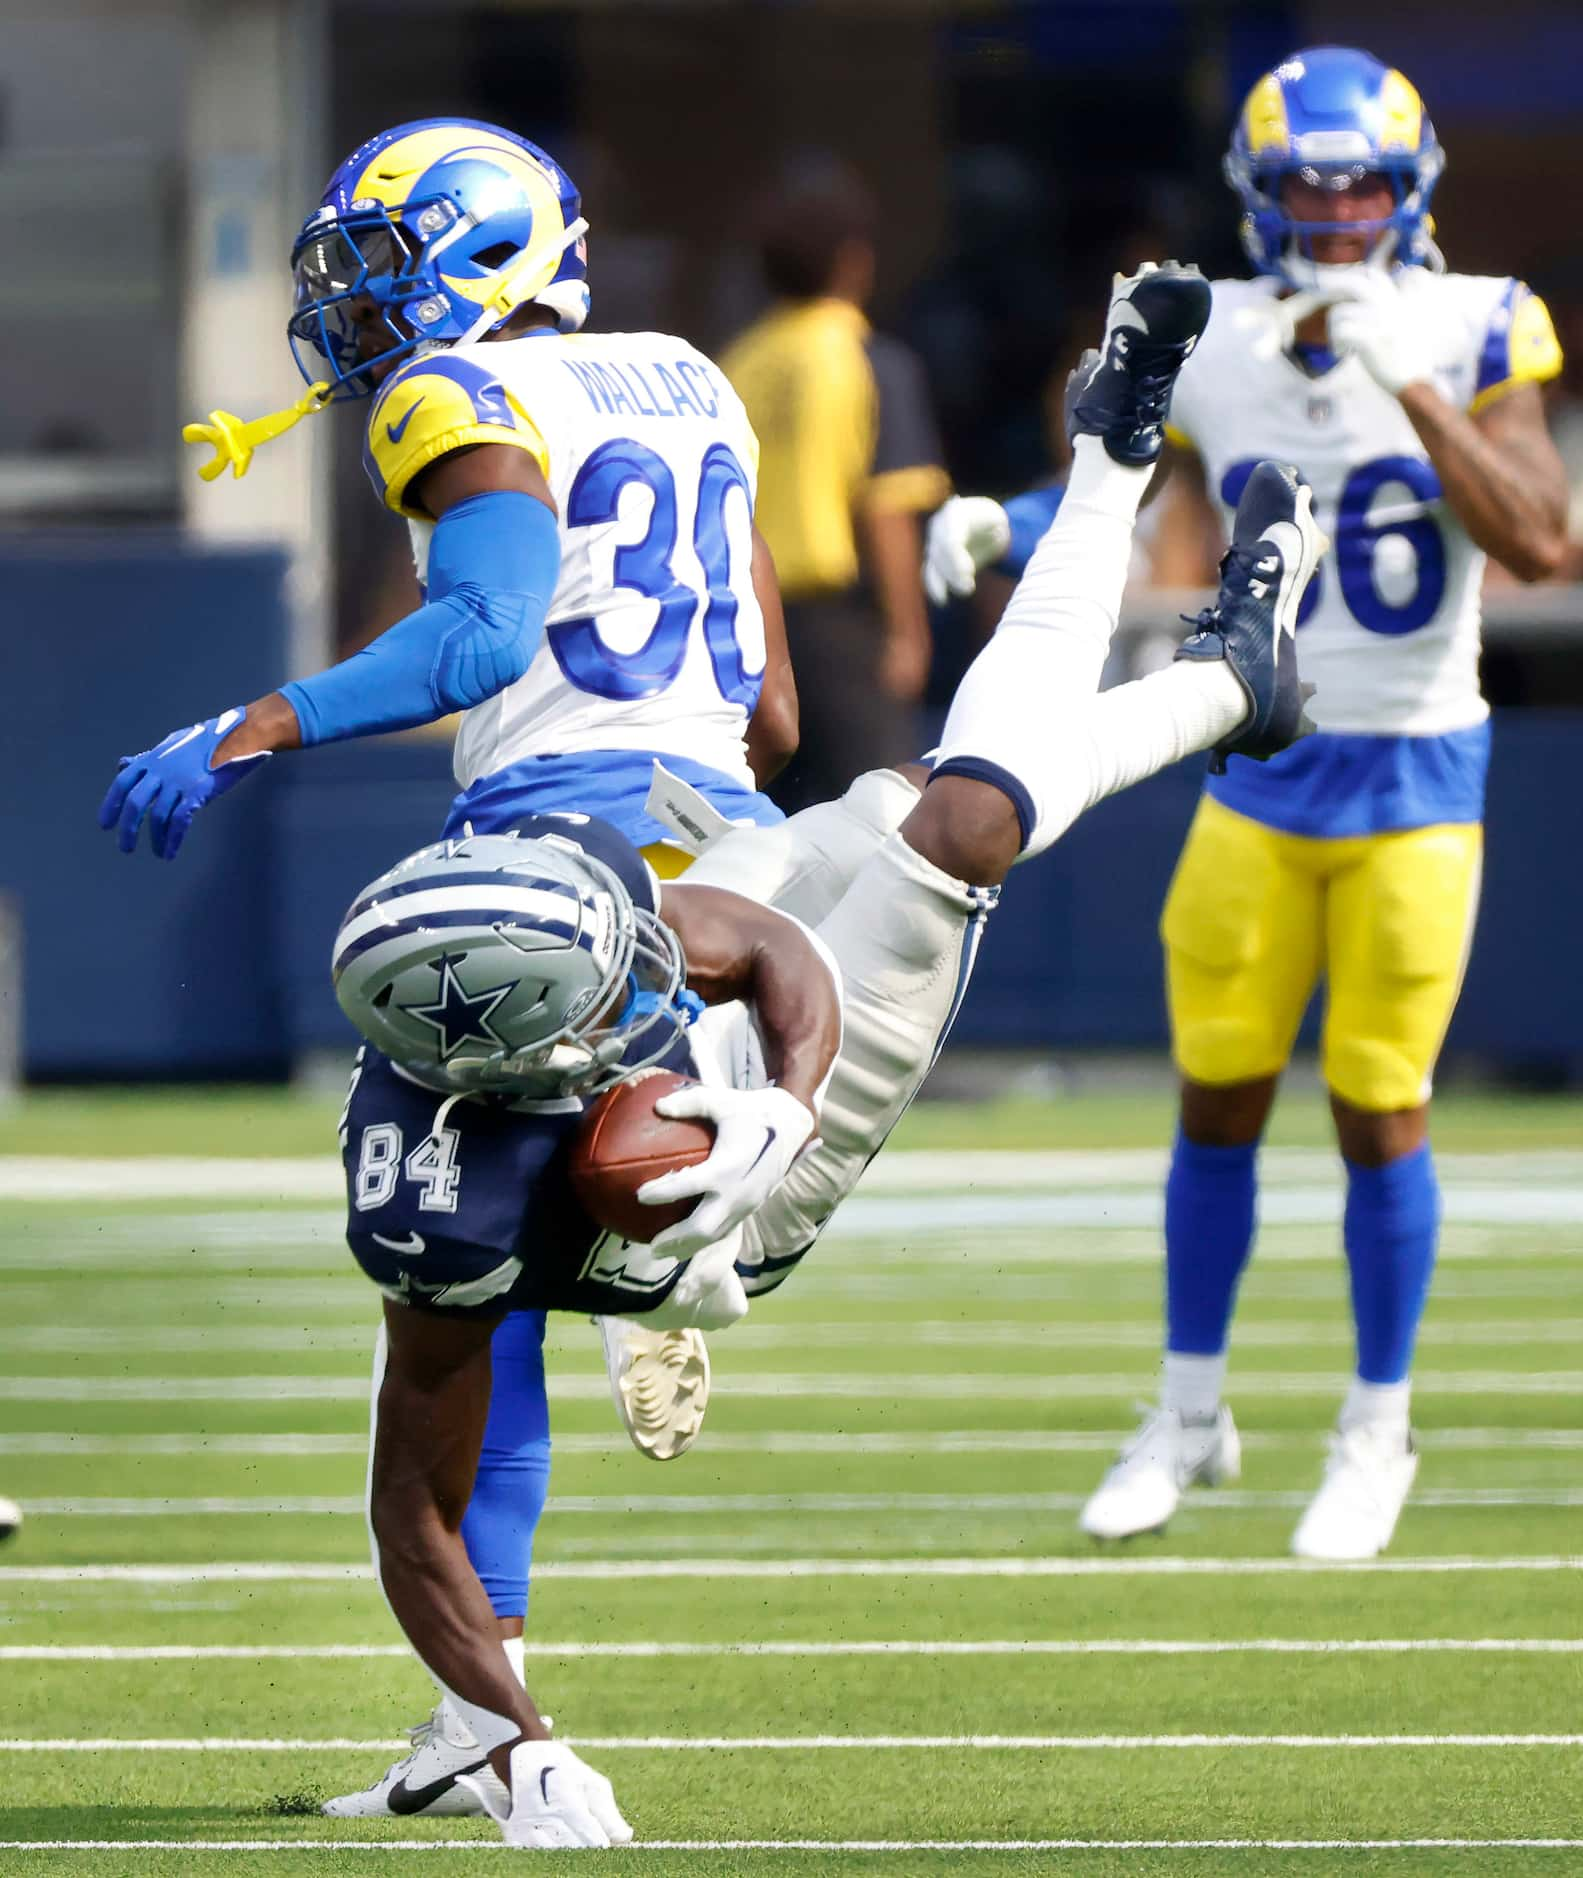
[1307,395,1333,426]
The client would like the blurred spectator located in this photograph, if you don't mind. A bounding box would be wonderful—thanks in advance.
[722,159,951,812]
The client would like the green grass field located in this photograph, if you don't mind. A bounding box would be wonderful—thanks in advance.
[2,1086,1581,1875]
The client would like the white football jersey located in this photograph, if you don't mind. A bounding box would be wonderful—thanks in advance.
[1168,271,1558,736]
[364,330,765,789]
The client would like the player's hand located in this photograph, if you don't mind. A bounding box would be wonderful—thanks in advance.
[1325,271,1436,397]
[923,496,1012,605]
[98,709,270,860]
[637,1083,817,1257]
[463,1740,633,1849]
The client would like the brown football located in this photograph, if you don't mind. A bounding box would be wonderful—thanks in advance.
[569,1068,716,1244]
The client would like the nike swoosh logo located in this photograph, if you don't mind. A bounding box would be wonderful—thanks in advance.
[387,1758,486,1816]
[372,1230,426,1256]
[385,396,425,444]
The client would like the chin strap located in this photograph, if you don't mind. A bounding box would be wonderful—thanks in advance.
[182,380,333,483]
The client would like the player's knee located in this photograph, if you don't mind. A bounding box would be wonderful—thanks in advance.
[904,773,1022,886]
[1325,1036,1429,1114]
[1172,1016,1285,1091]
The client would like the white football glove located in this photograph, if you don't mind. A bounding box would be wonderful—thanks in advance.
[1325,270,1435,396]
[923,496,1012,605]
[638,1083,817,1258]
[461,1740,633,1849]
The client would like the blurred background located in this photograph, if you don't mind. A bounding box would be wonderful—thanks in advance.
[3,0,1582,1089]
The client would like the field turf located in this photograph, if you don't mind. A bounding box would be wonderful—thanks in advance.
[2,1086,1580,1875]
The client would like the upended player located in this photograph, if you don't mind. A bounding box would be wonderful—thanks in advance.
[142,264,1322,1844]
[925,48,1568,1560]
[103,118,808,1813]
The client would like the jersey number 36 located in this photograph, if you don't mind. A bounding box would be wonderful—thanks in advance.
[1223,454,1447,636]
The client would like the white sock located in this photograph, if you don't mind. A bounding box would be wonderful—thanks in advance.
[998,433,1153,655]
[1340,1377,1411,1441]
[1024,661,1247,856]
[1162,1351,1227,1424]
[938,651,1245,862]
[934,431,1244,859]
[501,1633,526,1685]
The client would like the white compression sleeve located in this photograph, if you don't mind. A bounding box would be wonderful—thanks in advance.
[1021,660,1247,855]
[932,435,1154,852]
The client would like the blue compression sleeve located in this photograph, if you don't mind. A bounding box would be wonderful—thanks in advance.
[995,485,1065,577]
[282,491,559,746]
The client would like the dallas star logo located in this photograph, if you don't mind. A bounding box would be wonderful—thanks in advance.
[401,953,519,1061]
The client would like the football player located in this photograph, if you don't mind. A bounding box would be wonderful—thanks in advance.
[923,48,1568,1559]
[316,265,1325,1846]
[100,118,801,1820]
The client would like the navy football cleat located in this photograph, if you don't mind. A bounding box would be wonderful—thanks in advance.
[1175,460,1325,773]
[1066,261,1213,467]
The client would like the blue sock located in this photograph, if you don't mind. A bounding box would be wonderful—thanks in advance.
[461,1310,551,1622]
[1343,1144,1439,1385]
[1164,1130,1259,1355]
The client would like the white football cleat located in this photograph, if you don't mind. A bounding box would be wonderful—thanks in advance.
[598,1315,710,1461]
[321,1701,508,1818]
[461,1738,634,1848]
[1291,1424,1419,1560]
[1079,1405,1241,1540]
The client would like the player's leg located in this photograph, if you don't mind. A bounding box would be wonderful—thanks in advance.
[743,279,1322,1283]
[1080,798,1323,1538]
[325,1307,550,1820]
[1291,821,1482,1560]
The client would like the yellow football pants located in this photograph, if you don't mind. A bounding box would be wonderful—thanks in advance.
[1162,795,1483,1112]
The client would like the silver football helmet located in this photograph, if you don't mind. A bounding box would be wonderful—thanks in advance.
[331,830,689,1096]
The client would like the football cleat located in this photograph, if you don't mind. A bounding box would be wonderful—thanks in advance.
[1175,459,1324,773]
[321,1701,507,1819]
[462,1738,633,1849]
[1291,1423,1419,1560]
[1067,261,1213,467]
[598,1316,710,1461]
[1079,1405,1241,1541]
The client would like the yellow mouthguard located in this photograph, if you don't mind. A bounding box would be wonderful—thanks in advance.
[182,381,333,483]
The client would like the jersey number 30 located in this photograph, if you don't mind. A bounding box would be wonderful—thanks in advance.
[1222,454,1446,636]
[550,439,760,705]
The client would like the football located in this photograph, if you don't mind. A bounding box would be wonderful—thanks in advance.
[569,1068,716,1244]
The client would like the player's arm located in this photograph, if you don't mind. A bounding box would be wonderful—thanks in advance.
[102,361,562,859]
[1328,278,1567,582]
[1396,381,1567,582]
[632,884,844,1256]
[744,526,799,785]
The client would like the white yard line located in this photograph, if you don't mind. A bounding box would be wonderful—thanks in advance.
[5,1370,1580,1402]
[8,1193,1583,1254]
[3,1734,1581,1751]
[5,1638,1581,1662]
[4,1428,1580,1458]
[11,1319,1583,1354]
[17,1487,1583,1518]
[6,1144,1582,1200]
[5,1838,1583,1853]
[5,1556,1581,1585]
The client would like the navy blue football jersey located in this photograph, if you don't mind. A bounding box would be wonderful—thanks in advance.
[340,813,696,1316]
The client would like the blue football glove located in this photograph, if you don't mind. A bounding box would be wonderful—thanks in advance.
[99,708,270,860]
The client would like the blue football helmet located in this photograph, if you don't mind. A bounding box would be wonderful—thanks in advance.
[1224,47,1445,287]
[288,118,590,400]
[332,829,691,1097]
